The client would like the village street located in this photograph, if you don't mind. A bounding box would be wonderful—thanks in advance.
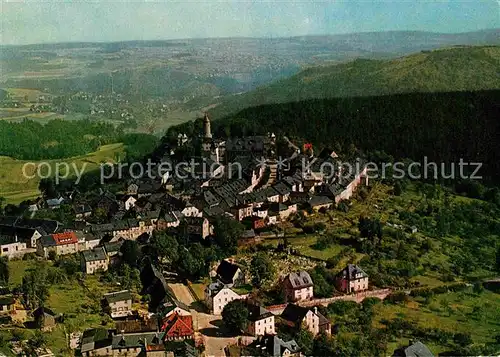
[169,283,237,357]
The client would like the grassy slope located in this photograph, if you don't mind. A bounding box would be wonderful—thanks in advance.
[210,46,500,119]
[264,183,499,352]
[0,143,124,204]
[4,260,141,356]
[374,289,500,354]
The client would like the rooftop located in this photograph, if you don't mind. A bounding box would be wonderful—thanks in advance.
[82,247,107,262]
[104,290,132,304]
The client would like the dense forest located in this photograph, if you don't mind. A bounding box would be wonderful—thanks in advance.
[169,90,500,179]
[0,119,158,160]
[209,46,500,119]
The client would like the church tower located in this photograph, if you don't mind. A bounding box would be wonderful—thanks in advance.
[203,112,212,139]
[202,112,213,157]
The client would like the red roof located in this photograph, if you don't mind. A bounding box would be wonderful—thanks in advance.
[161,312,193,338]
[52,231,78,245]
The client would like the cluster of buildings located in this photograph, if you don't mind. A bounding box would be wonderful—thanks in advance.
[78,264,199,356]
[202,259,370,348]
[2,115,368,263]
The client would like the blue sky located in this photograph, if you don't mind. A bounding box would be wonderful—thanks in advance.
[1,0,499,45]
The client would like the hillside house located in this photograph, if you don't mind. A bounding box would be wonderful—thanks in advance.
[335,264,369,293]
[0,224,45,251]
[245,335,301,357]
[0,296,15,315]
[162,297,191,318]
[283,271,314,302]
[74,204,92,219]
[268,203,297,221]
[0,236,28,260]
[183,217,212,239]
[156,212,180,229]
[204,282,243,315]
[272,182,291,202]
[307,196,333,211]
[246,303,275,337]
[231,203,254,221]
[81,247,109,274]
[104,290,133,319]
[110,331,166,356]
[281,304,331,336]
[33,306,57,332]
[80,328,112,357]
[393,340,434,357]
[216,260,245,287]
[37,231,80,258]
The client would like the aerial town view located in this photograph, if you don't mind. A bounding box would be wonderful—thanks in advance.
[0,1,499,356]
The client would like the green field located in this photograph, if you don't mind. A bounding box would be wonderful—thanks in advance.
[0,143,124,204]
[374,288,500,354]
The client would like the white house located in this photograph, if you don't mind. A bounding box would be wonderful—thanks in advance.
[204,282,244,315]
[246,303,275,337]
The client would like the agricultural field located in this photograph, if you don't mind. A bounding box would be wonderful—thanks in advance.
[0,143,124,204]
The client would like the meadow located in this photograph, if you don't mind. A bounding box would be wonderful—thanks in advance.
[0,143,124,204]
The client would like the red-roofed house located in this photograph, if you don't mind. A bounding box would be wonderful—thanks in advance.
[161,312,194,341]
[37,231,80,258]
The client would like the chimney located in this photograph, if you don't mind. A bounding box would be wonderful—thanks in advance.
[314,307,318,315]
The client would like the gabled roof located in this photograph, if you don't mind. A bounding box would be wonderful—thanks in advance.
[264,187,279,198]
[39,231,78,247]
[308,195,333,207]
[111,331,165,349]
[104,290,132,304]
[268,202,288,213]
[0,225,43,242]
[285,271,313,289]
[340,264,368,280]
[80,328,111,353]
[246,303,273,322]
[280,304,310,325]
[82,247,107,262]
[33,306,56,319]
[216,260,241,285]
[103,241,123,254]
[74,204,92,214]
[0,295,15,306]
[396,341,434,357]
[249,334,300,357]
[272,182,291,196]
[162,312,193,338]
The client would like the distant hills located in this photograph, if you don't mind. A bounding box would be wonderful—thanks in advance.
[209,45,500,119]
[1,29,498,106]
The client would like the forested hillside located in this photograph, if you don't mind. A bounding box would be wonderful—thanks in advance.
[0,119,158,160]
[169,90,500,178]
[210,46,500,119]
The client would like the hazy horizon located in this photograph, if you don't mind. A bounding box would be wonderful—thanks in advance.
[2,0,499,46]
[2,28,499,48]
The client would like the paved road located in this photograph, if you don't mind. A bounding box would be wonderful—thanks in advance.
[169,283,236,357]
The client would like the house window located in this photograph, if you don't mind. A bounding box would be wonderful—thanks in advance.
[2,248,8,252]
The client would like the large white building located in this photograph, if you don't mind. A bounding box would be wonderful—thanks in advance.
[204,282,244,315]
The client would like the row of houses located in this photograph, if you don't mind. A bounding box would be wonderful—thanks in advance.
[205,260,370,317]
